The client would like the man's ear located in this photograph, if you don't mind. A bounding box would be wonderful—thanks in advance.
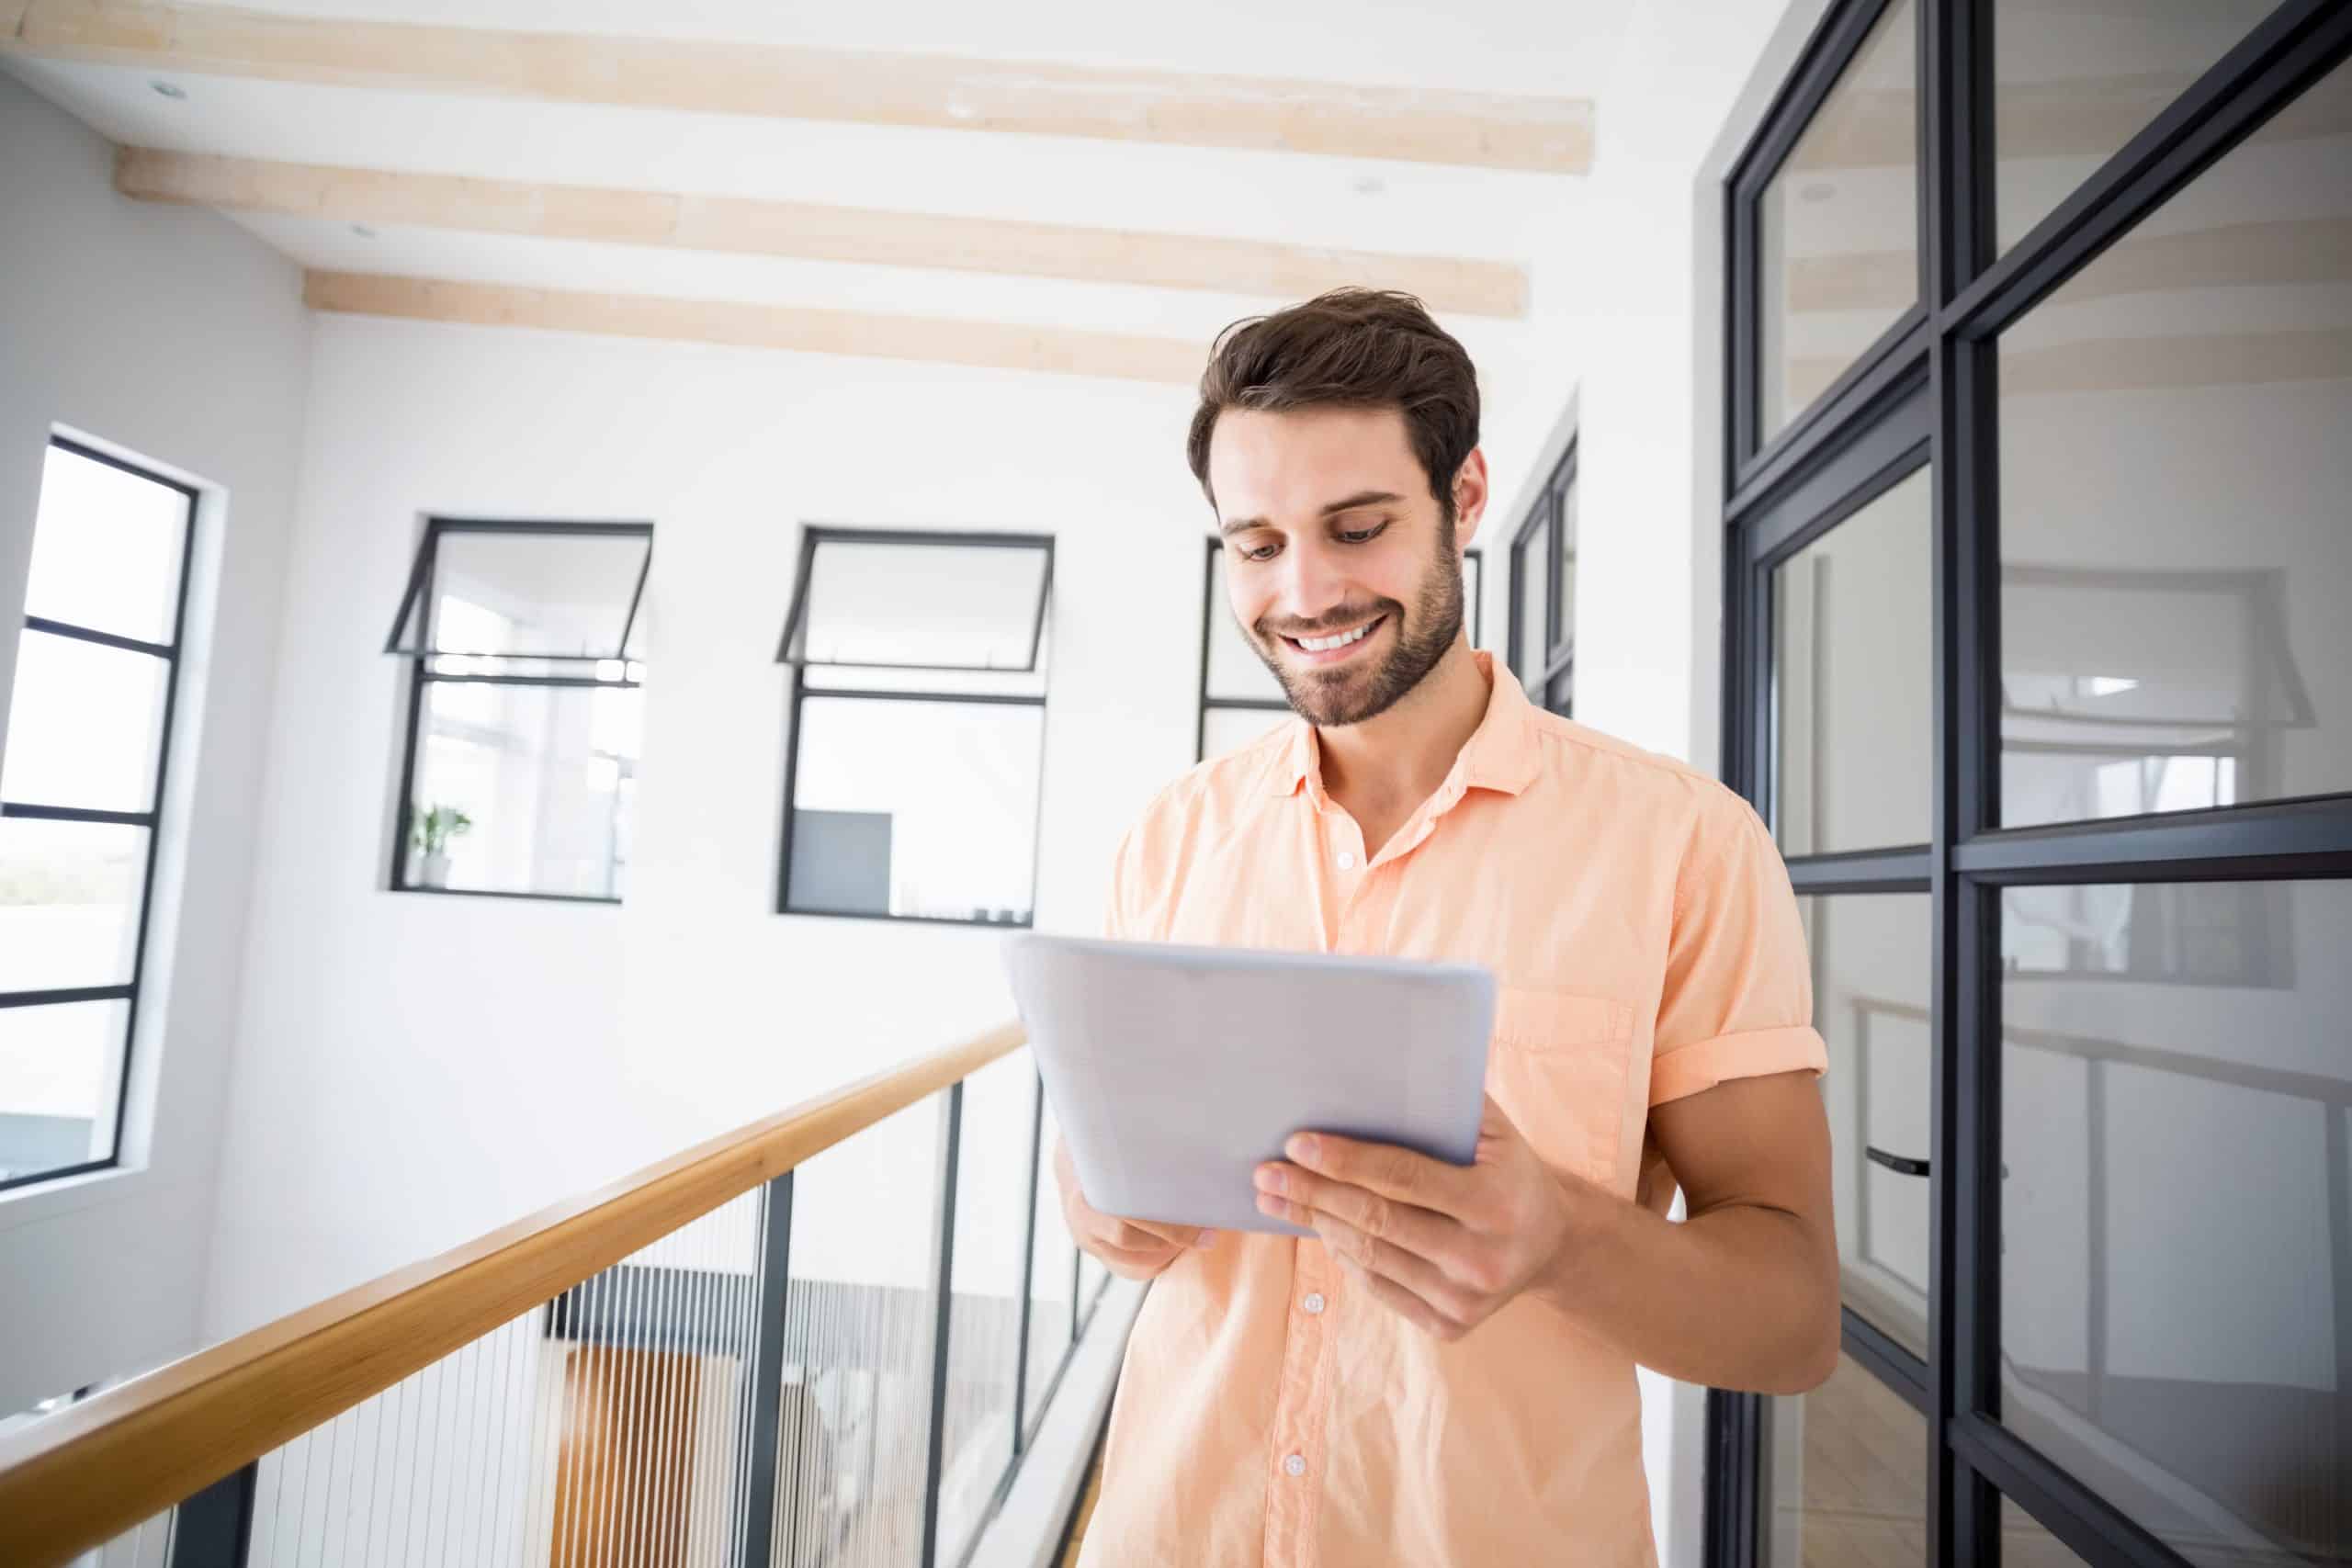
[1451,447,1492,548]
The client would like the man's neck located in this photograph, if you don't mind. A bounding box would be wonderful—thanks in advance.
[1315,639,1491,856]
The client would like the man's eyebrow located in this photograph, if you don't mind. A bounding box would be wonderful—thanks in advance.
[1218,491,1407,537]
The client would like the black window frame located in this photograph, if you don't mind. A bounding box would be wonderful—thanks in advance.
[1506,440,1576,716]
[1713,4,2352,1566]
[775,526,1055,928]
[385,517,653,908]
[1193,536,1483,762]
[0,435,199,1195]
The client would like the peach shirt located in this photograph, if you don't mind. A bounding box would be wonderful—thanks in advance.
[1079,654,1826,1568]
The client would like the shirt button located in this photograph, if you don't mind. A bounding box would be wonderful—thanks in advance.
[1302,1292,1326,1314]
[1336,850,1357,870]
[1283,1453,1307,1478]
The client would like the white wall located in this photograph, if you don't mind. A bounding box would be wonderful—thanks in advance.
[0,73,311,1416]
[198,314,1208,1340]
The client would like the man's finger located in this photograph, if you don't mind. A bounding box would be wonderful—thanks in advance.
[1306,1211,1476,1323]
[1127,1218,1212,1249]
[1339,1257,1464,1342]
[1282,1132,1473,1215]
[1257,1162,1456,1257]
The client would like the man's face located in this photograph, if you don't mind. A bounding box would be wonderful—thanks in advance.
[1207,405,1485,728]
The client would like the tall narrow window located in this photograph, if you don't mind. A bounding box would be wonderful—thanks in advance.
[1509,441,1576,717]
[384,521,651,903]
[1196,537,1481,761]
[0,439,196,1192]
[777,529,1052,925]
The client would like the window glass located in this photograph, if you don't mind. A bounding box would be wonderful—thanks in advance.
[1772,468,1933,855]
[0,631,170,815]
[1994,0,2278,254]
[791,538,1047,671]
[1802,892,1932,1359]
[1759,1352,1928,1566]
[21,446,188,645]
[1515,516,1550,694]
[0,818,147,993]
[1552,479,1577,660]
[1758,0,1919,443]
[1998,60,2352,828]
[787,697,1044,923]
[2000,1495,2097,1565]
[408,681,639,899]
[408,530,647,659]
[2000,879,2349,1567]
[0,999,126,1185]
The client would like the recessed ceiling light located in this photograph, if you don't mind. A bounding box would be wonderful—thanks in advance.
[351,224,378,239]
[149,80,187,100]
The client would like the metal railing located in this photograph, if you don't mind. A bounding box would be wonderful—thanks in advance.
[0,1024,1115,1568]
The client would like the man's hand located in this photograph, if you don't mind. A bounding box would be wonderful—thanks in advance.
[1056,1138,1216,1281]
[1252,1096,1583,1341]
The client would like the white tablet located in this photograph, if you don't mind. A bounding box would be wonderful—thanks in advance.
[1004,934,1495,1236]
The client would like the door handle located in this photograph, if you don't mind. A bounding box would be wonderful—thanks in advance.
[1866,1145,1929,1178]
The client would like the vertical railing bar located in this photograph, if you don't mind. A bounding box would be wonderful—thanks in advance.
[495,1313,531,1568]
[585,1269,616,1568]
[450,1333,487,1568]
[1011,1069,1044,1450]
[288,1427,315,1568]
[642,1253,684,1568]
[618,1258,654,1568]
[602,1263,635,1568]
[734,1198,762,1567]
[920,1083,966,1568]
[740,1171,797,1568]
[557,1284,591,1568]
[439,1344,473,1568]
[359,1378,394,1568]
[728,1203,754,1567]
[424,1350,456,1566]
[265,1428,289,1568]
[481,1317,518,1568]
[521,1311,560,1568]
[679,1232,709,1566]
[684,1226,717,1566]
[338,1396,370,1567]
[394,1366,426,1568]
[691,1213,725,1566]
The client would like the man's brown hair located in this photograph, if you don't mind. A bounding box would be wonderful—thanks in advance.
[1186,288,1481,517]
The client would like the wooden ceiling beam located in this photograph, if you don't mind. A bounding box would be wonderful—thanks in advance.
[302,271,1209,384]
[116,148,1530,317]
[2,1,1593,173]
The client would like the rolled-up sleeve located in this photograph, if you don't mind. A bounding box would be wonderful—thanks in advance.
[1650,792,1828,1107]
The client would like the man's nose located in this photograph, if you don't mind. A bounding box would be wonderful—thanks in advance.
[1272,538,1351,626]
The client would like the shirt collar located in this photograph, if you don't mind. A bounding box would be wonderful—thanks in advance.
[1261,650,1543,800]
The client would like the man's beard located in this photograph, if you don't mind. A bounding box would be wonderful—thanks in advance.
[1252,523,1464,728]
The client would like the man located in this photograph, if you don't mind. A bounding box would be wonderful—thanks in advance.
[1059,290,1838,1566]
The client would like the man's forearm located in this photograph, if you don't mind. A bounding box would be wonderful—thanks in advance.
[1533,1185,1840,1395]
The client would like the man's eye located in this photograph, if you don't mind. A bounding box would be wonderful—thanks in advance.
[1238,543,1281,562]
[1337,522,1391,545]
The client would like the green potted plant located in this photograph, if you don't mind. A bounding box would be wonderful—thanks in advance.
[411,804,472,889]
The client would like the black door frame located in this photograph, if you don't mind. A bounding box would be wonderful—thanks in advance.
[1711,2,2352,1565]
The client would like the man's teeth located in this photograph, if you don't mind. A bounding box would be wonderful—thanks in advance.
[1297,622,1375,653]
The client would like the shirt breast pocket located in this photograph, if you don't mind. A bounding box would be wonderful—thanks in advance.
[1487,987,1640,1190]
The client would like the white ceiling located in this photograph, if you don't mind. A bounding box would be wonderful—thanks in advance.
[3,1,1633,518]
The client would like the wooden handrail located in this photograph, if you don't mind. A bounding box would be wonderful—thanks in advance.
[0,1021,1024,1568]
